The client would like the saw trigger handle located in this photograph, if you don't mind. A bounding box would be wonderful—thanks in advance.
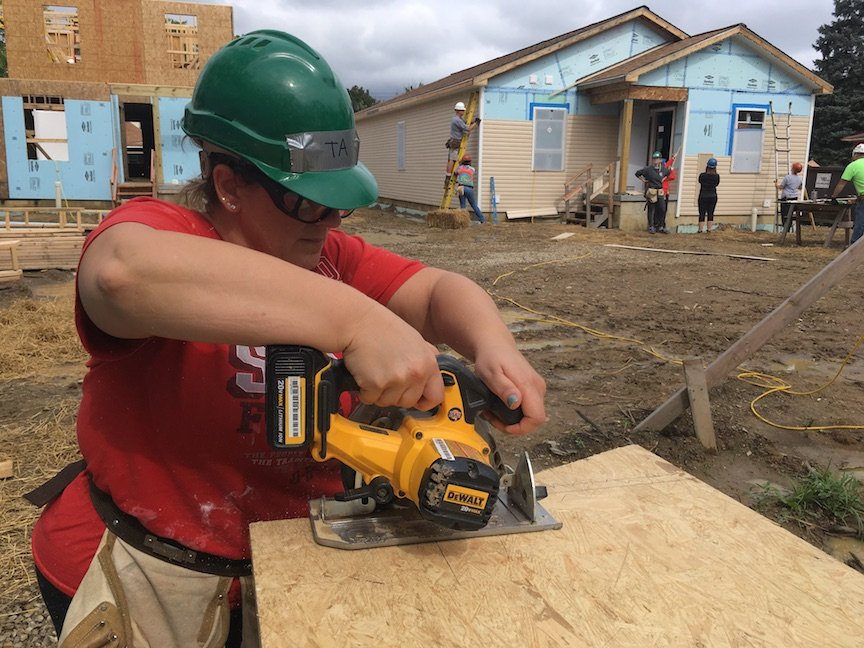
[435,355,523,426]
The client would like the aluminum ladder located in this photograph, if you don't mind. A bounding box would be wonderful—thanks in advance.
[769,101,792,232]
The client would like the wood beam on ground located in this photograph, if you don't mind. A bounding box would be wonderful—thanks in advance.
[635,238,864,432]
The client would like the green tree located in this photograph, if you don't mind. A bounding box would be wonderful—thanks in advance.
[347,85,377,112]
[811,0,864,165]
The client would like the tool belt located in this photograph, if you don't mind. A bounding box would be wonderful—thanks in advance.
[445,137,461,149]
[24,460,251,578]
[644,187,663,203]
[88,480,252,578]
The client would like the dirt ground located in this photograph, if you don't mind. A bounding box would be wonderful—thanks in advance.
[2,205,864,642]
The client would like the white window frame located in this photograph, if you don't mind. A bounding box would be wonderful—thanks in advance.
[531,105,567,172]
[730,106,766,174]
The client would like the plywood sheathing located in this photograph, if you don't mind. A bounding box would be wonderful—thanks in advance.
[4,0,232,86]
[0,78,111,102]
[250,445,864,647]
[5,0,142,84]
[140,1,233,88]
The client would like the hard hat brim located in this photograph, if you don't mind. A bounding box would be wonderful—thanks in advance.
[258,160,379,211]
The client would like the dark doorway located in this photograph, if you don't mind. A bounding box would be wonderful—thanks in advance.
[119,102,155,180]
[648,107,675,163]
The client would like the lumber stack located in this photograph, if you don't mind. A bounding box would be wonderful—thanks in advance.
[0,230,84,271]
[0,208,106,272]
[0,240,22,283]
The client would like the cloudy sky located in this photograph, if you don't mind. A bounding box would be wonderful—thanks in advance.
[190,0,836,101]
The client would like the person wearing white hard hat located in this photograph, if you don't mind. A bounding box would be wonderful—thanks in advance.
[831,143,864,244]
[445,100,480,178]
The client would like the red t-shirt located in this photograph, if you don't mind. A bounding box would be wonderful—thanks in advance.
[32,198,425,596]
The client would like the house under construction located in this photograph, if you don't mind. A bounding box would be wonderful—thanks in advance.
[0,0,233,208]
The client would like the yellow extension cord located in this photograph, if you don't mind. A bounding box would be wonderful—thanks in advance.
[489,254,864,433]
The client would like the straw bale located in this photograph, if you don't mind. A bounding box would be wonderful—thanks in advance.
[0,397,79,602]
[0,290,83,604]
[426,209,470,229]
[0,292,85,379]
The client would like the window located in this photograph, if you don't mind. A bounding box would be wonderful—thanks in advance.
[532,106,567,171]
[396,121,406,171]
[165,14,200,70]
[730,106,766,173]
[23,96,69,161]
[43,5,81,64]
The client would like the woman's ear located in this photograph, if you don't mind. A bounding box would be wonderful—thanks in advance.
[211,164,240,212]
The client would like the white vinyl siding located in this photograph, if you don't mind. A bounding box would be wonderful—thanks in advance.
[677,115,811,221]
[356,96,479,208]
[483,114,618,215]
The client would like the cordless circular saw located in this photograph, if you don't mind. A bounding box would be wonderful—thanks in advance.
[265,345,561,549]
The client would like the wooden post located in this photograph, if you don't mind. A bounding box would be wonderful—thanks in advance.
[618,99,633,195]
[683,359,717,450]
[635,237,864,432]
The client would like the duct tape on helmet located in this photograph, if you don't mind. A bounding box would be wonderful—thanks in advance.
[285,130,360,173]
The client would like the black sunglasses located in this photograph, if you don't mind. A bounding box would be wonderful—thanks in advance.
[208,153,354,224]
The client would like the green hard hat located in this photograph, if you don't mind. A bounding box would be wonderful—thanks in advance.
[182,30,377,210]
[652,151,662,159]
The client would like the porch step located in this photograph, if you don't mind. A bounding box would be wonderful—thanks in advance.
[115,181,155,206]
[563,205,608,228]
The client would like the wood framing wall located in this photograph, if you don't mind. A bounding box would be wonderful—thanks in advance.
[4,0,233,86]
[140,1,234,87]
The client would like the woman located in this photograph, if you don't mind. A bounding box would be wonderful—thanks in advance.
[455,154,485,223]
[776,162,804,224]
[697,157,721,233]
[30,30,545,647]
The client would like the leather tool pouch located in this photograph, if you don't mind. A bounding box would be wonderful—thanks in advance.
[59,531,234,648]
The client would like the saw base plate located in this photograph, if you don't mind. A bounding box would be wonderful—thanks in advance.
[308,490,562,550]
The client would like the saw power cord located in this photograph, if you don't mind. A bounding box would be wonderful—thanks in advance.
[490,254,864,433]
[736,333,864,432]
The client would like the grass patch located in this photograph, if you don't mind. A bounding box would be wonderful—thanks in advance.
[771,467,864,536]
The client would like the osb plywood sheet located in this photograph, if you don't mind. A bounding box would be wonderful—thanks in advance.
[250,444,864,648]
[4,0,231,86]
[0,79,110,101]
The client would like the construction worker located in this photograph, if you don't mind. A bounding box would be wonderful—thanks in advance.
[697,157,721,232]
[831,143,864,245]
[776,162,804,224]
[445,100,480,178]
[455,155,485,223]
[635,151,673,233]
[29,30,545,647]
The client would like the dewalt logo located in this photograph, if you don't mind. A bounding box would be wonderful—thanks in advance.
[444,485,488,511]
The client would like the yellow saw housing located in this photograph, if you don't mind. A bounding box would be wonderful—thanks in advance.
[265,346,516,530]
